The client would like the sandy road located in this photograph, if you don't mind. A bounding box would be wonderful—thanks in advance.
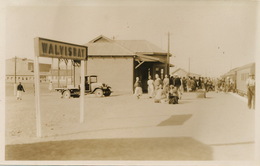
[5,83,255,160]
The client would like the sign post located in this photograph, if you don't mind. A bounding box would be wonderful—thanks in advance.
[34,37,87,137]
[34,38,42,137]
[80,60,85,123]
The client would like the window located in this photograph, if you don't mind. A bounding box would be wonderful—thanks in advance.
[90,76,97,83]
[28,62,34,71]
[160,69,164,79]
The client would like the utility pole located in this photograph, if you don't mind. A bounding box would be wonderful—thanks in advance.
[166,32,170,76]
[14,56,17,96]
[188,57,190,76]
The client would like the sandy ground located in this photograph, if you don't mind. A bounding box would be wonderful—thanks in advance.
[5,83,255,160]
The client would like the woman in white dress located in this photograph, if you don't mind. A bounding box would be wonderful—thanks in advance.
[147,76,154,98]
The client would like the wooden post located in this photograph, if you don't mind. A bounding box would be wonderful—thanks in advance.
[71,60,73,85]
[73,63,76,87]
[66,60,68,87]
[14,56,17,96]
[166,32,170,75]
[80,60,85,123]
[58,59,60,88]
[51,58,53,82]
[34,38,42,137]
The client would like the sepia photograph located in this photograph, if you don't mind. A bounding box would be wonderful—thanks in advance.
[0,0,259,165]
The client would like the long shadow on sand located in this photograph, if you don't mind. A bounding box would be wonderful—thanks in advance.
[6,137,213,160]
[157,114,192,126]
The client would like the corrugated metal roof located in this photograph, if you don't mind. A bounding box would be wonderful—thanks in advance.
[86,35,168,57]
[116,40,166,53]
[172,68,201,77]
[86,42,134,56]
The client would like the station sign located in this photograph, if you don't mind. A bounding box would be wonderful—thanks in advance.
[38,38,87,60]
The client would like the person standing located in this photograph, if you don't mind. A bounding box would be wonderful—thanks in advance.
[163,74,170,95]
[48,81,53,92]
[224,77,230,93]
[147,76,154,98]
[182,77,187,92]
[173,74,182,98]
[154,74,162,92]
[17,82,25,100]
[246,73,255,109]
[190,77,196,92]
[134,77,143,99]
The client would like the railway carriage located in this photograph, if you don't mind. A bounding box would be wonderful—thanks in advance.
[222,63,255,96]
[235,63,255,96]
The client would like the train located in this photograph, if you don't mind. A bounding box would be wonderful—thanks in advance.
[222,62,255,96]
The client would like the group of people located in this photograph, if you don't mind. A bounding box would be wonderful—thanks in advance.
[181,76,216,92]
[215,77,235,93]
[134,73,182,104]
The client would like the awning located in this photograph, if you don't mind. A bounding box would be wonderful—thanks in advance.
[135,53,174,69]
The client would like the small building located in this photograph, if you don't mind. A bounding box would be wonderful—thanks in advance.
[86,35,172,93]
[5,57,51,83]
[171,68,201,78]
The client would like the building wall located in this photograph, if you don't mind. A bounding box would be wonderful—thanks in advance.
[173,70,188,78]
[86,57,134,93]
[6,58,51,83]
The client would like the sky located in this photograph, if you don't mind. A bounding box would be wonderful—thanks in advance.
[2,0,259,77]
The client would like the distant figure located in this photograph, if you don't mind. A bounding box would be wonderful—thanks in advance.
[154,84,166,103]
[169,85,179,104]
[182,77,187,92]
[134,77,142,99]
[224,77,230,93]
[17,82,25,100]
[49,81,53,92]
[190,77,196,92]
[163,75,170,95]
[246,73,255,109]
[147,76,154,98]
[173,74,182,99]
[154,74,162,91]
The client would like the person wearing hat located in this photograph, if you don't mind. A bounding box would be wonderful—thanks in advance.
[246,73,255,109]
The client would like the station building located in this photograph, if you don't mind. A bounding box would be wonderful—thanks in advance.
[5,57,51,83]
[171,68,201,78]
[85,35,172,93]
